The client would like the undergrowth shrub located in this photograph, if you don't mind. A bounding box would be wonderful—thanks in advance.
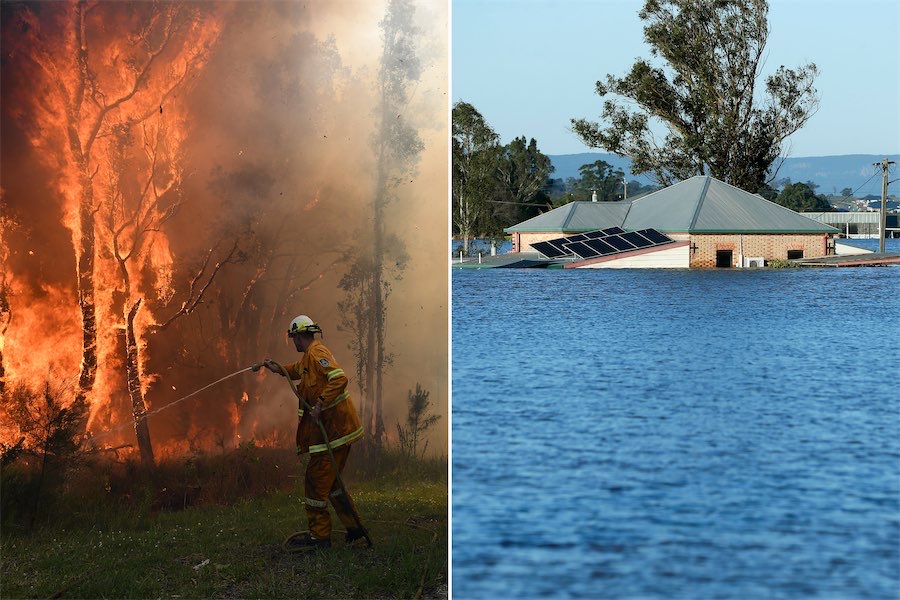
[2,439,445,532]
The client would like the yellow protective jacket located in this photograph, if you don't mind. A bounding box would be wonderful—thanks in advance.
[284,340,363,455]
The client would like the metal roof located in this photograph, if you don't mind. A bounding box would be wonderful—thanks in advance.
[624,176,839,233]
[505,176,839,234]
[504,201,630,233]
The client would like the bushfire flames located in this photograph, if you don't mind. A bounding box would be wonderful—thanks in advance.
[1,1,448,464]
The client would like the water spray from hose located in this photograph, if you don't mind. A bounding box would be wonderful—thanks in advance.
[88,366,256,442]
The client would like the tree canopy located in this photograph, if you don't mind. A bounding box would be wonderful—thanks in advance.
[565,160,626,202]
[452,101,555,246]
[571,0,819,193]
[773,182,832,212]
[452,101,501,249]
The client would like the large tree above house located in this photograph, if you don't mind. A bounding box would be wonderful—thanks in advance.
[571,0,819,193]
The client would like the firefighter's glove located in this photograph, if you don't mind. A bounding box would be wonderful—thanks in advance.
[310,402,322,422]
[252,359,282,375]
[264,359,284,375]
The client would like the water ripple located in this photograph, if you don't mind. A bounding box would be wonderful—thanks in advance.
[453,267,900,599]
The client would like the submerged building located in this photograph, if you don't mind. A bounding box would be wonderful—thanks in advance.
[505,175,839,268]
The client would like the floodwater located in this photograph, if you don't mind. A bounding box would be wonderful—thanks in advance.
[451,264,900,599]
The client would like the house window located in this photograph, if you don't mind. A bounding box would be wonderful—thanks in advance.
[715,250,733,268]
[787,250,804,260]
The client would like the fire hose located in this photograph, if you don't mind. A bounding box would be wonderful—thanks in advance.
[85,362,372,547]
[261,359,373,550]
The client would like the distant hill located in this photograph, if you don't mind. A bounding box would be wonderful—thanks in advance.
[547,153,900,196]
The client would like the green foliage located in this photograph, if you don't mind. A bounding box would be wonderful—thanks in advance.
[756,182,779,201]
[566,160,626,202]
[452,101,558,237]
[767,259,797,269]
[1,448,447,599]
[494,136,554,225]
[452,100,502,243]
[572,0,819,192]
[396,383,441,460]
[774,182,833,212]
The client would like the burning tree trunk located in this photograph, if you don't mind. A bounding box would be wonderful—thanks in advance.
[0,211,11,395]
[124,298,153,465]
[65,4,100,409]
[4,3,222,460]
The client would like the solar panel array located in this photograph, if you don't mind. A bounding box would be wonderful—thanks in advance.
[532,227,674,260]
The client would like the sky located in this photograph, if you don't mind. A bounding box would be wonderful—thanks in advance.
[452,0,900,158]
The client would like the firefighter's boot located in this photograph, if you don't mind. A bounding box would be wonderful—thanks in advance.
[283,531,331,552]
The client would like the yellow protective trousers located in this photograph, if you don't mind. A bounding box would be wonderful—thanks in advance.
[303,444,359,539]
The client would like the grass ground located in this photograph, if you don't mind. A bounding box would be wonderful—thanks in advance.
[1,449,447,599]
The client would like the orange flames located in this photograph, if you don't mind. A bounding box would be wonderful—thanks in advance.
[2,0,450,460]
[0,1,233,454]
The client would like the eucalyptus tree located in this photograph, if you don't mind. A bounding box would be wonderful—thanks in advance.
[572,0,819,192]
[5,2,222,467]
[566,160,626,202]
[452,101,501,252]
[774,182,832,212]
[494,136,554,227]
[369,0,423,448]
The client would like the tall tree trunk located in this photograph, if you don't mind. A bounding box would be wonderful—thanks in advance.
[0,279,9,396]
[125,298,154,466]
[365,269,379,445]
[67,2,98,409]
[117,251,154,467]
[75,171,98,407]
[372,188,386,448]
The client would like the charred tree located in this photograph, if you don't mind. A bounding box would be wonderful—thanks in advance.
[124,298,152,464]
[0,213,11,395]
[4,2,221,444]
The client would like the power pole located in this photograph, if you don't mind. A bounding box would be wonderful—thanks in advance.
[874,158,896,253]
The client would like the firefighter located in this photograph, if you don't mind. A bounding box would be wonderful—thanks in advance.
[254,314,366,551]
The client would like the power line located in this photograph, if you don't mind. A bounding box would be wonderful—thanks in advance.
[850,170,882,197]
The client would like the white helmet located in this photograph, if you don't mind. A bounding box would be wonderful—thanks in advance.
[287,314,321,337]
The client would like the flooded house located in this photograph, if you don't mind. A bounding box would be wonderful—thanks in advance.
[505,175,839,268]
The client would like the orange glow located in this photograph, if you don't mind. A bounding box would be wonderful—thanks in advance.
[303,190,321,212]
[2,0,450,459]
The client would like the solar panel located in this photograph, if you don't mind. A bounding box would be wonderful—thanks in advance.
[637,229,672,244]
[530,227,674,263]
[532,240,569,258]
[605,235,637,251]
[563,241,601,259]
[585,238,618,255]
[621,231,653,248]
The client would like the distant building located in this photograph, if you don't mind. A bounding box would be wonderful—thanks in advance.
[505,175,839,268]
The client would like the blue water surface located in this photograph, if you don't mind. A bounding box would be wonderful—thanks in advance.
[452,265,900,599]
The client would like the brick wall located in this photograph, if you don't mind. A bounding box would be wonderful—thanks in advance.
[518,232,569,252]
[689,233,830,268]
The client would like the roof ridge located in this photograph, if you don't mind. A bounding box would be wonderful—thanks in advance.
[560,201,579,230]
[688,175,712,230]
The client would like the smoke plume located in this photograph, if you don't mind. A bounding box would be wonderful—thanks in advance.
[0,0,448,457]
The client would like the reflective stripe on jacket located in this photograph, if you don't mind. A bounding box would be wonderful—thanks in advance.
[285,340,363,454]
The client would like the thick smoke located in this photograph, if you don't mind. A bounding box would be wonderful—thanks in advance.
[0,1,448,456]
